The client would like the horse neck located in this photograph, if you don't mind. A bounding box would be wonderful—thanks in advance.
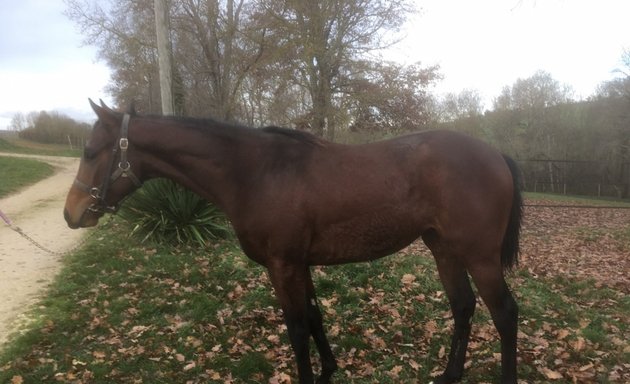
[132,116,255,214]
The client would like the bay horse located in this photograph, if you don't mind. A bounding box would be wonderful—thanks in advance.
[64,100,522,384]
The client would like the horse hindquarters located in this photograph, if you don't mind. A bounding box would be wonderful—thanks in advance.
[421,153,521,383]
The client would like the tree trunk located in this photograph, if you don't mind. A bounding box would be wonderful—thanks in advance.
[154,0,174,115]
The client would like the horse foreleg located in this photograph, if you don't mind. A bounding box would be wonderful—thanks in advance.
[432,256,476,384]
[268,262,315,384]
[305,270,338,383]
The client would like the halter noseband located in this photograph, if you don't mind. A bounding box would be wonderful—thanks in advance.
[73,113,142,214]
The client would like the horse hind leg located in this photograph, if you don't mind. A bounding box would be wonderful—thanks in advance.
[467,262,518,384]
[430,253,477,384]
[305,270,338,383]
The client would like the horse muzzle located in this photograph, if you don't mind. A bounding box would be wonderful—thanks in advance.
[63,199,106,229]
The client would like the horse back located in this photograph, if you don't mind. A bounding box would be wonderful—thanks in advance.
[237,130,514,267]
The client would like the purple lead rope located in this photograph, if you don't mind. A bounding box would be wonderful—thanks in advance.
[0,208,12,226]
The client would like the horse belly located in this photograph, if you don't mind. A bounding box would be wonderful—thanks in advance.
[308,208,422,265]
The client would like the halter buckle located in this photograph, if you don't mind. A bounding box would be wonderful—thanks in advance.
[119,138,129,150]
[90,187,101,199]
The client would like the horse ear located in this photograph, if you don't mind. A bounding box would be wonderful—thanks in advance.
[89,98,101,114]
[89,98,118,129]
[99,99,116,113]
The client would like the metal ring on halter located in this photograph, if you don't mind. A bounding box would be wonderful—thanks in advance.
[119,161,131,172]
[90,187,101,199]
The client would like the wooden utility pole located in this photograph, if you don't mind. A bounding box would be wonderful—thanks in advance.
[154,0,174,115]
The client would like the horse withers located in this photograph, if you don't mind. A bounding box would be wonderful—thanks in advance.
[64,100,522,383]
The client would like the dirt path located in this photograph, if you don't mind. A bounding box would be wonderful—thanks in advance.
[0,153,86,346]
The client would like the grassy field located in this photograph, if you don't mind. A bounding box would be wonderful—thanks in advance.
[0,156,55,198]
[0,136,81,157]
[0,195,628,383]
[524,192,630,207]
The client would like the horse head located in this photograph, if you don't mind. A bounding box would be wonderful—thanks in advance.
[63,99,142,229]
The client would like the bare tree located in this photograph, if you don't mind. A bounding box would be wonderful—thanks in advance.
[8,112,27,131]
[66,0,161,112]
[66,0,430,136]
[438,89,484,122]
[66,0,267,119]
[259,0,414,139]
[172,0,268,119]
[346,61,439,134]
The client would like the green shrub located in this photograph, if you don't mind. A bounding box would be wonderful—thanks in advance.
[118,179,231,247]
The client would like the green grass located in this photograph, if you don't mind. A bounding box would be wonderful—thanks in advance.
[0,156,55,198]
[0,136,81,157]
[0,220,628,383]
[0,137,19,151]
[524,191,630,207]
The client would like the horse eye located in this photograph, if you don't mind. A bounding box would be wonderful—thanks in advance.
[83,147,97,160]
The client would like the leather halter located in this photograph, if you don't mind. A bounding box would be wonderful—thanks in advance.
[73,113,142,213]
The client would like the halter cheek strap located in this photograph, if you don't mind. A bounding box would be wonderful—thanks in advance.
[73,113,142,213]
[109,114,142,187]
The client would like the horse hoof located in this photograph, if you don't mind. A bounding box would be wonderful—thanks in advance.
[430,373,461,384]
[316,362,337,384]
[316,373,334,384]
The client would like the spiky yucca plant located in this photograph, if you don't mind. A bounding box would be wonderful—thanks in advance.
[118,179,231,247]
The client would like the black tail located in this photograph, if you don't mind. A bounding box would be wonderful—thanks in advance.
[501,155,523,271]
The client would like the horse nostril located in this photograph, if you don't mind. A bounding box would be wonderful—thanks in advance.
[64,208,78,228]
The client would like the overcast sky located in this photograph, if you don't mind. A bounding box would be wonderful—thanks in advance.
[1,0,629,130]
[395,0,630,104]
[0,0,111,130]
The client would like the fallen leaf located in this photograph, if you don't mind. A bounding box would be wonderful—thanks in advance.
[389,365,403,378]
[401,273,416,285]
[541,367,563,380]
[572,337,585,351]
[579,363,594,372]
[556,329,570,340]
[438,345,446,359]
[206,370,221,380]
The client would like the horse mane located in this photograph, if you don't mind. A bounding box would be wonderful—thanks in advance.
[138,112,327,148]
[262,126,327,147]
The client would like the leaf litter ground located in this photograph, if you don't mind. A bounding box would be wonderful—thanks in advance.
[1,197,628,383]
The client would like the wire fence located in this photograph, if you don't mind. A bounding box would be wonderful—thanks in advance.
[518,159,630,201]
[524,203,630,209]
